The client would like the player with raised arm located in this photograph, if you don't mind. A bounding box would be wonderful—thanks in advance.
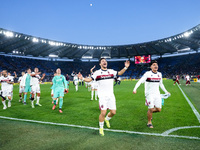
[18,72,25,102]
[0,70,14,109]
[52,68,69,113]
[90,65,98,101]
[21,68,34,108]
[78,58,130,136]
[185,74,191,86]
[133,60,170,128]
[31,68,45,106]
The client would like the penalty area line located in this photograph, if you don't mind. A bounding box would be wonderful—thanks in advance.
[0,115,200,140]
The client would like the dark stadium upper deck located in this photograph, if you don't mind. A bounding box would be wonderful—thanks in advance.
[0,24,200,59]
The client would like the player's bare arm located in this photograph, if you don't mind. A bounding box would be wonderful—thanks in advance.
[7,81,14,84]
[40,73,46,81]
[78,73,92,82]
[90,65,96,73]
[14,71,17,78]
[118,60,130,76]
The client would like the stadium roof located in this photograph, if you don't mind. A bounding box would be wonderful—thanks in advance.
[0,24,200,60]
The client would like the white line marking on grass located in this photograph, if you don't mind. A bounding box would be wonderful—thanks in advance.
[0,116,200,140]
[162,126,200,135]
[177,84,200,123]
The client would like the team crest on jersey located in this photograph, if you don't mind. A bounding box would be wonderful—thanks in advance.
[158,75,160,77]
[101,105,104,108]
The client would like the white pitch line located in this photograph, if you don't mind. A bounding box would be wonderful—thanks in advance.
[177,84,200,123]
[0,116,200,140]
[162,126,200,135]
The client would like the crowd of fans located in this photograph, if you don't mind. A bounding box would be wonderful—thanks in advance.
[0,53,200,82]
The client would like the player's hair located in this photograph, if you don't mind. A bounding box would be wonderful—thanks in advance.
[27,68,31,71]
[150,60,158,66]
[99,58,106,64]
[3,70,7,73]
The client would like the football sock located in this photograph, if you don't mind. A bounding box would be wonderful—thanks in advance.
[91,90,94,99]
[59,98,63,109]
[36,96,40,104]
[54,100,57,105]
[106,115,111,121]
[75,85,78,91]
[99,121,104,128]
[24,94,27,102]
[95,91,98,99]
[2,101,6,107]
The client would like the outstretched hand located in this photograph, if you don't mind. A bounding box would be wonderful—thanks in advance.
[125,60,130,68]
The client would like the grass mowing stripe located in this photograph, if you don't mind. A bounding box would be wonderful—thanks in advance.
[177,83,200,123]
[1,115,200,140]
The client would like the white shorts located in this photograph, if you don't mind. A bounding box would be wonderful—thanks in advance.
[2,89,12,97]
[32,85,40,94]
[99,94,116,110]
[145,94,162,109]
[91,82,98,89]
[74,81,78,86]
[19,86,25,93]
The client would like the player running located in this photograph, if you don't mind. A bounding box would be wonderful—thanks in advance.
[51,72,58,104]
[78,58,130,136]
[18,72,25,102]
[52,68,69,113]
[73,73,79,91]
[185,74,191,86]
[173,75,181,85]
[90,65,98,101]
[0,70,14,109]
[133,60,170,128]
[31,68,45,106]
[21,68,34,108]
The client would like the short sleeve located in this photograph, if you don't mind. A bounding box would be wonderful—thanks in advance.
[110,69,118,78]
[91,71,97,81]
[10,77,14,82]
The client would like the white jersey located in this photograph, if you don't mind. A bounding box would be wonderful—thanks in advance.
[18,76,23,87]
[133,71,168,96]
[91,69,117,97]
[73,75,78,82]
[8,75,14,89]
[31,72,41,86]
[0,75,14,90]
[186,75,190,81]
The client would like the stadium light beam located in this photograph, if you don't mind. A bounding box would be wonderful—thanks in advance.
[4,31,14,37]
[49,54,58,57]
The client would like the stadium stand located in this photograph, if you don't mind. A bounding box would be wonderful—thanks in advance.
[1,53,200,82]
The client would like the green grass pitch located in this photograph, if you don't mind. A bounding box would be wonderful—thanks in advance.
[0,79,200,149]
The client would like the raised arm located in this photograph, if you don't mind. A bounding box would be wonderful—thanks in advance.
[14,71,17,78]
[40,73,45,81]
[78,73,93,82]
[118,60,130,76]
[90,65,96,73]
